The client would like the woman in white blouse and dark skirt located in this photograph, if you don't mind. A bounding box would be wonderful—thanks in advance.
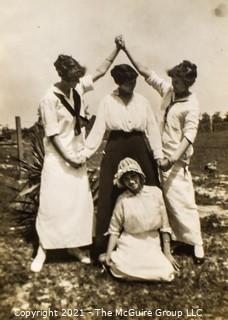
[82,64,163,257]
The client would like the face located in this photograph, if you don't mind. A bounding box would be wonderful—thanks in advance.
[62,67,80,88]
[172,76,188,95]
[122,171,143,194]
[118,79,136,96]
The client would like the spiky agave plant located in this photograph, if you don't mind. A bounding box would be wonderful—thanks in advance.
[12,121,45,233]
[13,121,99,235]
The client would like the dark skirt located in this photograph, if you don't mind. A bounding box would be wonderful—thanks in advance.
[93,130,160,256]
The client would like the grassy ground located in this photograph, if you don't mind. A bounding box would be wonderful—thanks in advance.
[191,130,228,174]
[0,131,228,320]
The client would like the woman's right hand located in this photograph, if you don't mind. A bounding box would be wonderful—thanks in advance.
[165,252,180,271]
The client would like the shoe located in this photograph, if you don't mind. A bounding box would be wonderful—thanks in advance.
[193,245,205,265]
[80,256,91,264]
[68,248,91,264]
[194,245,204,258]
[30,246,46,272]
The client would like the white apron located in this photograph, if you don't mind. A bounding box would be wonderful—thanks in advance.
[161,164,203,246]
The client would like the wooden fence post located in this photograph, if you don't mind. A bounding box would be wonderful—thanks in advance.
[15,116,24,161]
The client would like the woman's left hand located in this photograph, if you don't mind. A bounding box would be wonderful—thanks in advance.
[164,252,180,271]
[75,153,86,164]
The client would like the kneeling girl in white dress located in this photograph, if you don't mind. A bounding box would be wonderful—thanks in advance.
[101,158,179,281]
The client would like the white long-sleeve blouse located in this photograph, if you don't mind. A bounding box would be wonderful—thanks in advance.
[84,89,163,159]
[146,71,200,164]
[108,186,171,236]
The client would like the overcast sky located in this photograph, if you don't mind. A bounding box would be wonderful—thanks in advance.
[1,0,228,128]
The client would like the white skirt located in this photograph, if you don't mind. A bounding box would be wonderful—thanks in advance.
[161,164,203,246]
[36,152,93,249]
[110,230,174,281]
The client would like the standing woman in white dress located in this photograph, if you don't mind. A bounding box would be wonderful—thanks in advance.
[31,46,120,272]
[117,36,204,263]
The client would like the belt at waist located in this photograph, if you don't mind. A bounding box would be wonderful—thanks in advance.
[108,130,144,140]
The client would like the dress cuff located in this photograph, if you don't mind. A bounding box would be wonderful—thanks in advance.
[153,149,164,160]
[45,125,60,137]
[184,128,198,144]
[107,229,120,237]
[160,227,172,234]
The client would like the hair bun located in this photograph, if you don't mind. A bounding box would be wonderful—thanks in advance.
[54,54,86,78]
[111,64,138,85]
[167,60,197,86]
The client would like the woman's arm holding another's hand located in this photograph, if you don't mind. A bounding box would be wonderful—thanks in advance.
[92,46,120,82]
[145,102,163,160]
[115,36,151,79]
[50,135,85,168]
[116,36,171,97]
[159,137,191,171]
[83,99,107,159]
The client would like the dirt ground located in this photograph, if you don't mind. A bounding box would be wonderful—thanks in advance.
[0,137,228,320]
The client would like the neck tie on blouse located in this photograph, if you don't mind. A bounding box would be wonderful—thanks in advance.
[164,98,188,126]
[54,89,82,135]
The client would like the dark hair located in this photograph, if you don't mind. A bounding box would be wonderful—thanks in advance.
[167,60,197,87]
[54,54,86,79]
[111,64,138,85]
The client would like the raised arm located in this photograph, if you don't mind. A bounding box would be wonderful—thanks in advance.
[115,36,150,79]
[115,35,171,97]
[92,45,120,82]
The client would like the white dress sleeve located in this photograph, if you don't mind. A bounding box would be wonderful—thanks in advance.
[146,70,172,97]
[108,198,124,236]
[84,98,107,158]
[145,102,163,159]
[183,106,200,144]
[39,96,60,137]
[78,75,94,94]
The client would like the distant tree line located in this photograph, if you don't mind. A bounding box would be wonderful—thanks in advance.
[199,112,228,132]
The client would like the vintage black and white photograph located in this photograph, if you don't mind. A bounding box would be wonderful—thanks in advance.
[0,0,227,319]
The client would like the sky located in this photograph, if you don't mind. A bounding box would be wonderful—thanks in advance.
[0,0,228,128]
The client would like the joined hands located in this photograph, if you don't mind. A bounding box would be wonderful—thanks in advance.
[115,35,126,50]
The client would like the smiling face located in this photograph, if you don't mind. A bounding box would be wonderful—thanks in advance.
[122,171,143,194]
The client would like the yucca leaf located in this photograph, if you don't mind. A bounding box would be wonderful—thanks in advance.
[18,183,40,197]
